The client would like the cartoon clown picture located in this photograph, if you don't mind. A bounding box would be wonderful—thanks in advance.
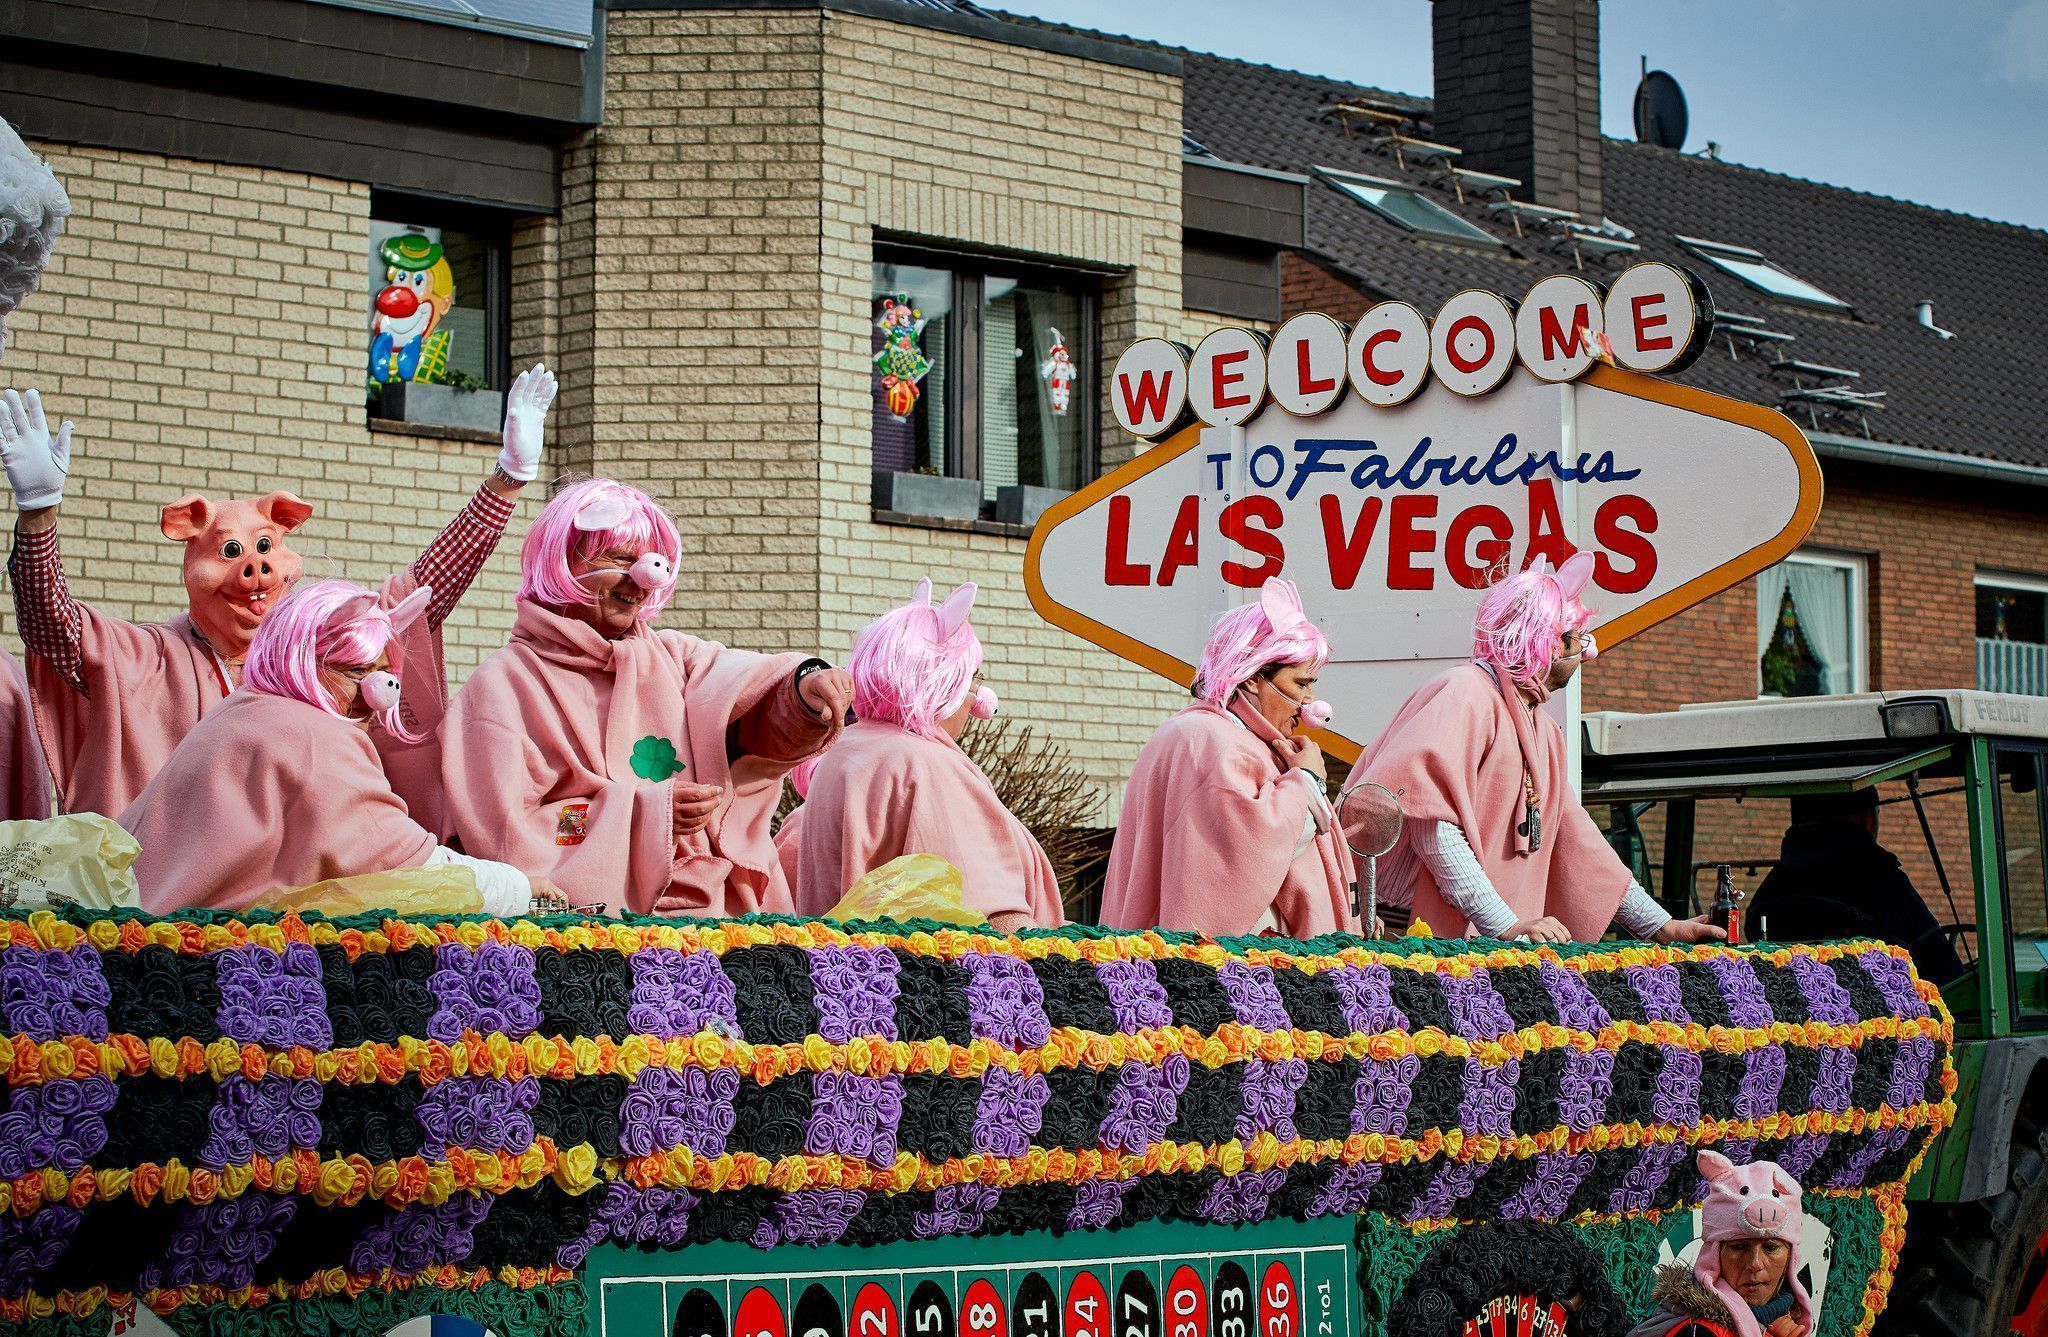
[1040,325,1076,416]
[872,292,931,421]
[369,232,455,385]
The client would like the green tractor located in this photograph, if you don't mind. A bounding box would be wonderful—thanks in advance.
[1583,688,2048,1337]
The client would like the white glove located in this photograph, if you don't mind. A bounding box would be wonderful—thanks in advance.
[497,362,557,483]
[426,845,535,916]
[0,388,72,509]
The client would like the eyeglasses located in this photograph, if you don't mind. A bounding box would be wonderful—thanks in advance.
[1559,631,1596,658]
[327,664,376,683]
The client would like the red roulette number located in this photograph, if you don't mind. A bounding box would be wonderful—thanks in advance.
[1461,1295,1571,1337]
[1257,1262,1297,1337]
[735,1286,788,1337]
[1064,1271,1110,1337]
[961,1280,1008,1337]
[853,1283,902,1337]
[1164,1266,1208,1337]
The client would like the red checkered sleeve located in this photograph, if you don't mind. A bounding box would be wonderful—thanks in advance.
[409,483,517,630]
[7,526,85,693]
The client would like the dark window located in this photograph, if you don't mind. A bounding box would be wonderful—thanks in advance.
[366,195,510,406]
[872,246,1099,513]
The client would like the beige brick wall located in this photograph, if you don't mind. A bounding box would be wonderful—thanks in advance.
[0,143,531,682]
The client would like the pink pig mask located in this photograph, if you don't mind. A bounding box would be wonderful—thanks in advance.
[1692,1149,1812,1337]
[159,491,314,656]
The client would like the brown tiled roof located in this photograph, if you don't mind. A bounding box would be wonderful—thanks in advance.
[997,11,2048,471]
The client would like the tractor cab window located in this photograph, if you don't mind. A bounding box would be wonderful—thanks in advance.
[1996,749,2048,1026]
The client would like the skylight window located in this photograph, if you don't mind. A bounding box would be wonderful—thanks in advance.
[1678,236,1848,310]
[1315,168,1501,248]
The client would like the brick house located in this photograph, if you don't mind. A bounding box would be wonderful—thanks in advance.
[5,0,2045,921]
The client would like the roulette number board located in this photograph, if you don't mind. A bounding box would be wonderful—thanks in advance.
[584,1217,1359,1337]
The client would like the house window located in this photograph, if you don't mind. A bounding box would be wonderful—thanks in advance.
[1314,168,1501,248]
[1678,236,1848,311]
[1977,573,2048,696]
[1758,551,1865,697]
[366,198,510,406]
[872,247,1098,512]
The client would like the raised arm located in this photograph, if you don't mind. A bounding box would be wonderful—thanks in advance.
[0,387,84,691]
[407,363,556,628]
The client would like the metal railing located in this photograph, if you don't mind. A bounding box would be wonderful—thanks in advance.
[1979,637,2048,696]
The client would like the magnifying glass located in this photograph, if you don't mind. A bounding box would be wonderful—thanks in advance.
[1334,780,1403,939]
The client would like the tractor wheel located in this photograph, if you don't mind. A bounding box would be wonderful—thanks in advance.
[1881,1109,2048,1337]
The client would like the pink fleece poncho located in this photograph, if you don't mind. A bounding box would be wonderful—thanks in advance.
[1358,663,1629,940]
[28,570,446,828]
[439,600,836,916]
[1,648,48,819]
[1100,700,1358,939]
[794,720,1065,926]
[120,690,438,912]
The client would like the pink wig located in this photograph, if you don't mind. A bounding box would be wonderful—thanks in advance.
[243,579,430,741]
[850,579,984,741]
[519,477,683,620]
[788,755,823,800]
[1472,552,1598,692]
[1192,579,1330,703]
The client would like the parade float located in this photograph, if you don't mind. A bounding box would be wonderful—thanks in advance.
[0,267,1955,1337]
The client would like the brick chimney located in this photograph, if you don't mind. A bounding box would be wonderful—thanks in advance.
[1431,0,1603,220]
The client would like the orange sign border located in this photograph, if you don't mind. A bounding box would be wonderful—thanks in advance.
[1024,363,1824,761]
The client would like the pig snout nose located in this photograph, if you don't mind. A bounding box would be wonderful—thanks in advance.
[241,561,272,580]
[1745,1200,1785,1230]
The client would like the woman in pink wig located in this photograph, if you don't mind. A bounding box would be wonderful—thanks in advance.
[795,579,1062,931]
[122,580,539,913]
[1360,553,1720,944]
[440,478,850,916]
[1100,578,1357,939]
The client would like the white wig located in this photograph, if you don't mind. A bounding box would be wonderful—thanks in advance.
[0,118,70,357]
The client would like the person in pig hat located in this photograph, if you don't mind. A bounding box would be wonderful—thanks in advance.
[1625,1150,1815,1337]
[0,362,559,827]
[0,117,69,820]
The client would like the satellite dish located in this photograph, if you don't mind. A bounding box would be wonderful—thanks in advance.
[1634,69,1689,150]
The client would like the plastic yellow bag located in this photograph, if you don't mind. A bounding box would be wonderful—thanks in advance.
[254,865,484,918]
[824,853,988,926]
[0,813,142,910]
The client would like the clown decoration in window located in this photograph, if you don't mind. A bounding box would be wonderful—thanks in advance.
[872,292,931,422]
[1041,326,1076,417]
[369,232,455,386]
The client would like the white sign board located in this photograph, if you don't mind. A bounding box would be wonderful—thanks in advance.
[1027,362,1821,758]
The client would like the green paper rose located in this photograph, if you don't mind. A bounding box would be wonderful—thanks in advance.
[630,735,685,781]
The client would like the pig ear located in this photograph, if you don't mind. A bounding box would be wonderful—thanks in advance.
[252,491,314,533]
[1696,1149,1736,1183]
[937,582,977,638]
[1769,1164,1801,1198]
[1556,550,1597,598]
[387,586,433,633]
[323,593,380,633]
[160,495,214,542]
[910,577,933,608]
[1259,578,1303,631]
[1526,553,1554,578]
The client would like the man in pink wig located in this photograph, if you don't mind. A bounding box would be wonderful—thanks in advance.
[0,365,560,827]
[1625,1150,1813,1337]
[1100,578,1358,939]
[123,580,542,913]
[1361,553,1719,943]
[0,116,69,819]
[795,579,1064,931]
[439,477,852,916]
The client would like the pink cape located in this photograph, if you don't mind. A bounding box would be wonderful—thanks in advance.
[120,690,438,912]
[1357,663,1629,940]
[794,720,1065,926]
[1,649,50,820]
[774,804,805,896]
[26,571,447,827]
[1100,701,1359,939]
[439,601,835,916]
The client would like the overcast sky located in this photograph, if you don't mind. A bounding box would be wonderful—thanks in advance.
[1000,0,2048,231]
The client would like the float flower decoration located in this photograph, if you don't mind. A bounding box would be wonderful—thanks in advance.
[0,906,1954,1336]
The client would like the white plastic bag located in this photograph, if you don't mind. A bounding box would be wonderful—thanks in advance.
[0,812,142,910]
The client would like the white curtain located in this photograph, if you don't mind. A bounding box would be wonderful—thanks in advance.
[1786,562,1854,693]
[1755,564,1792,660]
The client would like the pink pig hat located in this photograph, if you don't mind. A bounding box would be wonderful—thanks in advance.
[1692,1149,1813,1336]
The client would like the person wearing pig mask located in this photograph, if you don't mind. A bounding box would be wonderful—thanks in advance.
[794,580,1064,931]
[1359,554,1720,945]
[0,365,559,825]
[440,477,851,917]
[122,580,549,914]
[1624,1150,1814,1337]
[1100,578,1359,940]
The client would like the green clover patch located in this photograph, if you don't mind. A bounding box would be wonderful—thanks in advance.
[630,735,685,781]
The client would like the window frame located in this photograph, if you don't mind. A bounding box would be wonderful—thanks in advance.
[1976,570,2048,637]
[1313,167,1503,249]
[1676,235,1849,311]
[366,189,514,401]
[1991,743,2048,1033]
[1757,548,1869,698]
[872,241,1102,508]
